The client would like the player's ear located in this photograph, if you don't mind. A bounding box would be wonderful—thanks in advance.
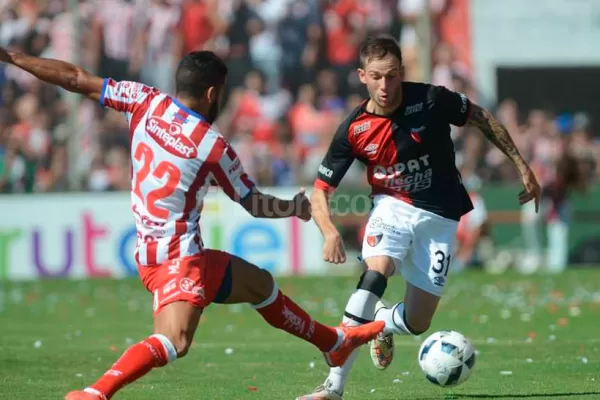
[358,68,367,84]
[399,66,405,81]
[206,86,218,103]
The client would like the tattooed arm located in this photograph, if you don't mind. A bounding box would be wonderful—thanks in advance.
[466,103,541,211]
[466,104,528,170]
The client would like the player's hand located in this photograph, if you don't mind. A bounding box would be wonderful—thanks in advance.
[323,232,347,264]
[293,187,311,222]
[519,167,541,212]
[0,47,10,63]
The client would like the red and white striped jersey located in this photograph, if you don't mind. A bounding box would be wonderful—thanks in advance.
[100,78,255,266]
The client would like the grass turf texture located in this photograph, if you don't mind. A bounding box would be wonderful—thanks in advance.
[1,270,599,399]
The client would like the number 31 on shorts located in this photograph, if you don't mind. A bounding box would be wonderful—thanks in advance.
[430,250,451,287]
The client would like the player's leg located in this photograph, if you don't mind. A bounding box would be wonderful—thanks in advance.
[376,214,458,341]
[297,204,413,399]
[375,281,440,336]
[66,258,210,400]
[214,252,384,367]
[71,302,201,400]
[303,256,395,400]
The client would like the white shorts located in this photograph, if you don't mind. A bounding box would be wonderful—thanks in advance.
[362,195,459,297]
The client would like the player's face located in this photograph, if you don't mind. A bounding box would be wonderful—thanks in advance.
[358,55,404,111]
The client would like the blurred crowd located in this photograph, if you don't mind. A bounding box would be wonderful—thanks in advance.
[0,0,598,194]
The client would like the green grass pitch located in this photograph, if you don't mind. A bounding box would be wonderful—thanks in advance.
[1,269,599,399]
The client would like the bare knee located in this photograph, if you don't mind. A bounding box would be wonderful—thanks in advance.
[364,256,396,278]
[251,268,275,305]
[158,328,193,358]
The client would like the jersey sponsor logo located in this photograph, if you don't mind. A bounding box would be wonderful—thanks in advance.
[364,143,379,156]
[405,102,423,115]
[147,117,198,159]
[459,92,468,113]
[373,154,433,193]
[366,232,383,247]
[116,81,143,100]
[353,121,371,136]
[228,158,242,175]
[318,164,333,178]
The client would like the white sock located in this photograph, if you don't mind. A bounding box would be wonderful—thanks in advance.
[325,289,380,394]
[376,302,413,336]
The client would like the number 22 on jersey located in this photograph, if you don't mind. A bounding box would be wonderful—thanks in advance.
[132,142,181,219]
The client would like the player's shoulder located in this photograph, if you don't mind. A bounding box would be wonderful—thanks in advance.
[402,81,447,106]
[336,100,369,134]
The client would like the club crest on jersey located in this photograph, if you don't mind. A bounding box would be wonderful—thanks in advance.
[353,121,371,136]
[366,232,383,247]
[147,117,198,159]
[410,126,426,143]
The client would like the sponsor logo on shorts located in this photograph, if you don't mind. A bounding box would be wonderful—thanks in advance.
[179,277,196,293]
[433,276,446,287]
[353,121,371,136]
[366,232,383,247]
[368,217,403,236]
[191,285,205,298]
[163,278,178,295]
[168,260,180,275]
[179,277,206,299]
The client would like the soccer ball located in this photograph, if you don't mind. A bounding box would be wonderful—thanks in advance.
[418,330,476,387]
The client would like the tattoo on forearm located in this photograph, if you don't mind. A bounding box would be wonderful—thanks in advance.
[468,105,525,168]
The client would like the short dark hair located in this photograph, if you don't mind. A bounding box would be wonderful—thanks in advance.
[175,51,228,98]
[359,35,403,68]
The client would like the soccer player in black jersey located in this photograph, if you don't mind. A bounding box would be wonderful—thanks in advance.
[297,36,541,400]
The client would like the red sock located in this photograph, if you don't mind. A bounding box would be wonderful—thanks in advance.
[255,289,340,352]
[89,335,174,399]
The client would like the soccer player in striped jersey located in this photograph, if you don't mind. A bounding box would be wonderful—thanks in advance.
[0,48,385,400]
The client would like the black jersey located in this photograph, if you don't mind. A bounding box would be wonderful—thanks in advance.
[314,82,474,221]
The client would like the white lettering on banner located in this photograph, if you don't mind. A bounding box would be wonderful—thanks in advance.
[318,164,333,178]
[147,117,198,159]
[0,188,326,281]
[373,155,433,193]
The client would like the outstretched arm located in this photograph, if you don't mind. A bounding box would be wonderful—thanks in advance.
[466,103,541,210]
[240,187,311,220]
[466,104,528,171]
[0,48,103,101]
